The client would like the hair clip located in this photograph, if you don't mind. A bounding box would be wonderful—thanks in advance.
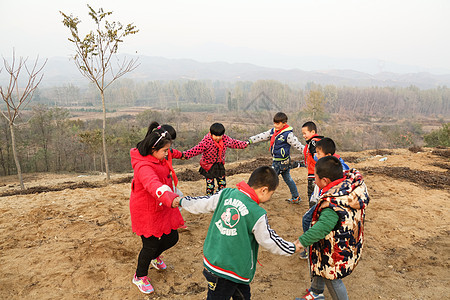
[153,130,168,147]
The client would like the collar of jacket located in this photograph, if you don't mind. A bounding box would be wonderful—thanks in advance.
[320,176,346,195]
[236,181,260,204]
[306,133,321,144]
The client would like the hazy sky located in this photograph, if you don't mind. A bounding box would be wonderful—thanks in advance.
[1,0,449,73]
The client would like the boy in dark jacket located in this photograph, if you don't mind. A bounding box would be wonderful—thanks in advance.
[248,112,305,204]
[301,121,324,207]
[177,166,301,300]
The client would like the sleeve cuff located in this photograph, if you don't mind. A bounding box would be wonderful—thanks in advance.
[298,237,307,248]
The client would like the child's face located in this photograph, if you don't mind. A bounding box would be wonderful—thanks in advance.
[316,148,329,160]
[314,170,329,190]
[211,134,223,142]
[255,187,275,203]
[152,143,171,161]
[273,122,286,131]
[301,127,315,140]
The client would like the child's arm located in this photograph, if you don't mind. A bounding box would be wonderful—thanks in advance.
[182,137,207,159]
[170,148,183,159]
[252,214,297,256]
[309,184,320,205]
[248,129,272,144]
[298,208,339,248]
[137,165,179,208]
[179,191,222,214]
[223,135,249,149]
[287,132,305,152]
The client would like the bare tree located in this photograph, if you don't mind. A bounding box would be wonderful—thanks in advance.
[0,50,47,189]
[60,5,139,181]
[304,90,326,122]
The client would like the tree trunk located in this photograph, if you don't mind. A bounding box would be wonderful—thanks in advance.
[101,90,110,181]
[0,147,7,176]
[9,122,24,189]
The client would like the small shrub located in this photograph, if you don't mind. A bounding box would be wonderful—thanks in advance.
[424,123,450,147]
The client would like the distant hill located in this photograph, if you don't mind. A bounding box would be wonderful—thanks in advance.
[10,55,450,89]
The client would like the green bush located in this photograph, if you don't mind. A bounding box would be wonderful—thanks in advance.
[424,123,450,147]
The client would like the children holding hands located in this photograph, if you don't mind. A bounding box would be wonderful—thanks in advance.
[130,119,368,299]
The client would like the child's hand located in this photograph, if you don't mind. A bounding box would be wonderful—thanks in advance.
[293,239,303,253]
[172,197,180,208]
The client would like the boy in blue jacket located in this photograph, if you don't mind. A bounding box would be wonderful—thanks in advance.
[248,112,305,204]
[176,166,301,299]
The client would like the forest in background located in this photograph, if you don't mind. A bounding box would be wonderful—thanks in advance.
[1,78,449,177]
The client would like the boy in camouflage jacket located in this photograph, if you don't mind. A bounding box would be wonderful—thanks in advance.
[294,156,369,300]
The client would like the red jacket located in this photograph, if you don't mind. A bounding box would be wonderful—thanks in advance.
[167,148,183,186]
[183,134,248,171]
[129,148,184,238]
[303,134,324,177]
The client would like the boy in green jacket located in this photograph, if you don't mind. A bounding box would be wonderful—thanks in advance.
[177,166,301,299]
[294,156,369,300]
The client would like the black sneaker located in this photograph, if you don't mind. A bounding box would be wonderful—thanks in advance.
[290,161,305,169]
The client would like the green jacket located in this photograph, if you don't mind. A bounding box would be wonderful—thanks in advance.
[202,187,266,283]
[181,182,296,284]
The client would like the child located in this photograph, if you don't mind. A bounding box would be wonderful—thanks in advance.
[129,122,184,294]
[299,137,349,260]
[294,156,369,300]
[248,112,305,204]
[141,123,184,188]
[301,121,324,207]
[182,123,248,195]
[177,166,301,299]
[313,138,349,172]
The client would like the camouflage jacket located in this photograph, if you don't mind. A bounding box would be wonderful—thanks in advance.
[309,168,370,279]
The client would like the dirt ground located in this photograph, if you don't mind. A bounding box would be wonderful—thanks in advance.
[0,148,449,300]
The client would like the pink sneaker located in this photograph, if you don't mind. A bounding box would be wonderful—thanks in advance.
[132,273,154,294]
[151,256,167,270]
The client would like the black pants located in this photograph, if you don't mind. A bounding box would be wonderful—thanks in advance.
[206,176,226,195]
[136,230,179,277]
[307,178,315,208]
[203,269,251,300]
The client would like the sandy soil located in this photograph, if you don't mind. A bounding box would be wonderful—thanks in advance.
[0,148,449,300]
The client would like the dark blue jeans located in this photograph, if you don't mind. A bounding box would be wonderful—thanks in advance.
[311,276,348,300]
[272,160,299,198]
[203,269,251,300]
[302,204,316,233]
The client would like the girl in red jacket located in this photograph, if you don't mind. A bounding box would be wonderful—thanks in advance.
[129,122,184,294]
